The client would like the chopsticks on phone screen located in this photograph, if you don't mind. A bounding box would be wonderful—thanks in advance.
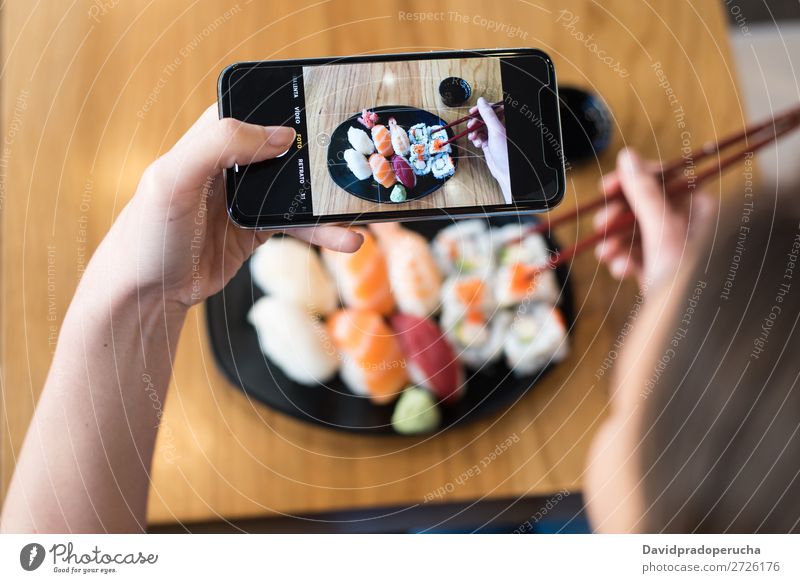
[536,102,800,271]
[440,102,504,146]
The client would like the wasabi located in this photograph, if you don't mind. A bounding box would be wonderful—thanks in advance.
[389,184,407,203]
[391,386,441,434]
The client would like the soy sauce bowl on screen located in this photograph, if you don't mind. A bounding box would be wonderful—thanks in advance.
[557,86,613,165]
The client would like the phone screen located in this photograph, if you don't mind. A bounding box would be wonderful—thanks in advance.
[219,49,564,228]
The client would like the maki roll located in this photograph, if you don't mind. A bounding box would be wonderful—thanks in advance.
[408,123,429,145]
[428,137,452,156]
[343,148,372,181]
[441,307,511,369]
[504,303,569,375]
[347,126,375,156]
[409,143,428,162]
[493,224,560,307]
[409,157,431,176]
[430,153,455,179]
[428,125,448,142]
[388,118,410,156]
[432,219,494,276]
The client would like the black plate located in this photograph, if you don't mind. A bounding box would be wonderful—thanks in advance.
[326,105,457,204]
[206,216,574,435]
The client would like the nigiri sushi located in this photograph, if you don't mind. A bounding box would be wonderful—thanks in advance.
[391,155,416,189]
[322,228,395,315]
[391,314,464,404]
[250,236,337,315]
[432,220,494,276]
[343,148,372,181]
[248,297,339,385]
[493,224,560,307]
[358,108,379,129]
[371,124,394,157]
[369,153,396,188]
[370,222,442,318]
[504,303,569,375]
[347,126,374,156]
[328,309,409,403]
[388,117,410,156]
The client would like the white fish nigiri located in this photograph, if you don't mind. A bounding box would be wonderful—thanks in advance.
[343,148,372,180]
[347,126,375,156]
[248,297,339,385]
[250,237,337,315]
[370,222,442,318]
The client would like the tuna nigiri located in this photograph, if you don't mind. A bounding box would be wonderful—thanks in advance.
[371,124,394,157]
[391,155,416,189]
[391,314,465,404]
[369,153,396,188]
[388,117,410,156]
[328,309,409,403]
[322,228,395,315]
[370,222,442,318]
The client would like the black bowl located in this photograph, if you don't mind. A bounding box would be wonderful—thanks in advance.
[206,216,573,435]
[326,105,457,204]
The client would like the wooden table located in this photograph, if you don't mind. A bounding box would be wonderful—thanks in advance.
[1,0,750,526]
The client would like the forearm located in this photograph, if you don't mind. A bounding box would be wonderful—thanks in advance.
[1,240,186,533]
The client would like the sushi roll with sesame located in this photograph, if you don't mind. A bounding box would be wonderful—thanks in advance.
[430,153,455,179]
[408,123,429,145]
[504,303,569,375]
[409,156,431,176]
[432,219,494,277]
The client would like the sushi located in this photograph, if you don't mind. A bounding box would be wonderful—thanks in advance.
[358,108,379,129]
[371,124,394,157]
[391,155,416,189]
[429,125,448,142]
[250,236,337,315]
[408,123,429,145]
[322,227,395,315]
[430,153,455,179]
[343,148,372,181]
[432,219,494,276]
[370,222,443,318]
[409,157,431,176]
[409,143,428,161]
[347,126,375,156]
[388,118,410,156]
[368,153,396,188]
[328,309,409,403]
[493,225,560,307]
[504,303,569,375]
[441,308,511,369]
[391,314,465,404]
[428,137,452,156]
[248,297,339,385]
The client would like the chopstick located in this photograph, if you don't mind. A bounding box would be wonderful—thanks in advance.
[537,103,800,271]
[439,102,504,147]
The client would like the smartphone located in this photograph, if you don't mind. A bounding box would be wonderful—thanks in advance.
[218,48,564,229]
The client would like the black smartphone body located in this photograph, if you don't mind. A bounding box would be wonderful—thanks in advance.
[218,48,564,229]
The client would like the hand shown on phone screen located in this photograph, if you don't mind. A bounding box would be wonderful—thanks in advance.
[467,97,512,203]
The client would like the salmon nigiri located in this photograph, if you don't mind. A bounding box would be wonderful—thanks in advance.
[371,124,394,157]
[322,228,395,315]
[328,309,409,404]
[370,222,442,318]
[368,153,396,188]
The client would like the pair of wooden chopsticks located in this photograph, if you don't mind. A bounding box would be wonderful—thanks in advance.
[440,102,504,146]
[535,103,800,271]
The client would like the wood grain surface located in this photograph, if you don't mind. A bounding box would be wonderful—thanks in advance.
[0,0,751,526]
[304,57,505,215]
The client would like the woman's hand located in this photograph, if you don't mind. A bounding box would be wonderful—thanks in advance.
[104,104,363,309]
[593,148,716,289]
[467,97,511,201]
